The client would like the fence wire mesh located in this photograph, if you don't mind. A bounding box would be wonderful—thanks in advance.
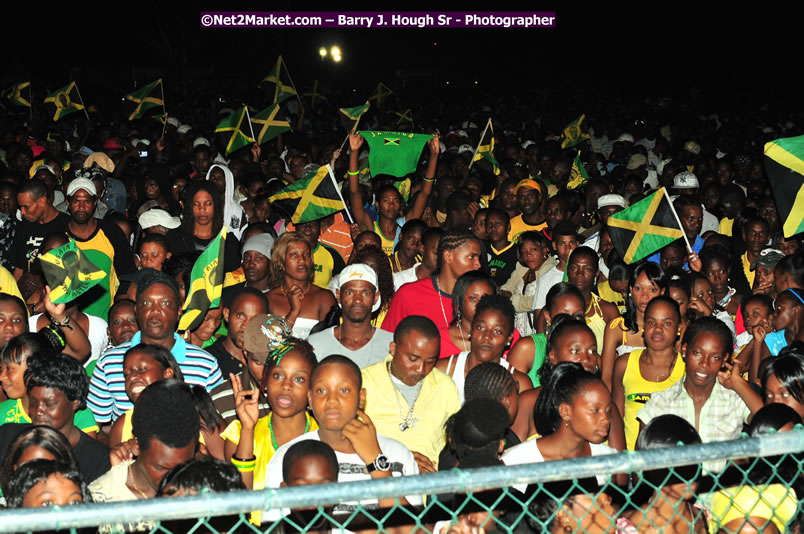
[1,429,802,534]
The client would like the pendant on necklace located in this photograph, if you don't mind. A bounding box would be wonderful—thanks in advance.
[399,421,409,432]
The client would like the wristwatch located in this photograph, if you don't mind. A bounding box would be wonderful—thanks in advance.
[365,453,390,473]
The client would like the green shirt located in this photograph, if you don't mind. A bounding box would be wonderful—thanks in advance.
[0,398,99,433]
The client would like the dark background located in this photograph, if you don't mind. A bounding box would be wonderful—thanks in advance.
[3,4,801,110]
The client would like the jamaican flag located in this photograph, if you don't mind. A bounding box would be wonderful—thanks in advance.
[179,227,226,332]
[262,55,297,104]
[765,135,804,238]
[607,188,684,264]
[561,114,590,149]
[340,101,370,133]
[269,164,344,223]
[472,118,500,175]
[125,79,164,120]
[43,82,85,121]
[250,104,291,145]
[215,107,254,155]
[3,81,31,107]
[38,240,107,304]
[395,109,413,126]
[567,151,590,190]
[357,131,433,178]
[303,80,327,109]
[368,82,392,109]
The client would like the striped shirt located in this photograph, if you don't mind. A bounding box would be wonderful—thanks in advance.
[87,331,223,424]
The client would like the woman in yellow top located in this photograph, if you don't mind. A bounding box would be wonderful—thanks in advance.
[566,247,621,351]
[612,296,685,450]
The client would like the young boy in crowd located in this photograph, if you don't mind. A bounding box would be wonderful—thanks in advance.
[280,440,340,533]
[485,208,518,286]
[264,355,421,522]
[136,233,172,271]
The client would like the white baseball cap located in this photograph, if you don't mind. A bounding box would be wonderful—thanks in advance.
[66,178,97,197]
[338,264,380,312]
[138,208,181,230]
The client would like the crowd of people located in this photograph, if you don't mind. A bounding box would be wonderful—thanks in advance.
[0,89,802,533]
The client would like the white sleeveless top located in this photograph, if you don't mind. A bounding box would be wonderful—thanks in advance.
[291,317,320,340]
[446,351,512,405]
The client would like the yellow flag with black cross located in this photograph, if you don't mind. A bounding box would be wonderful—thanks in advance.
[178,227,226,331]
[43,82,85,121]
[764,135,804,238]
[607,188,684,264]
[38,240,107,304]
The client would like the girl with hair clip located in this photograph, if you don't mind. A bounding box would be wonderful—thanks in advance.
[508,282,586,388]
[222,316,318,525]
[502,362,617,494]
[436,295,531,404]
[602,262,665,390]
[612,296,686,450]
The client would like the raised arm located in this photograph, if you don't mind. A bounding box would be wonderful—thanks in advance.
[347,133,374,232]
[406,135,439,221]
[43,287,91,363]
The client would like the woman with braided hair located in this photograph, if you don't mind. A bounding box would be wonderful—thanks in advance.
[382,229,483,332]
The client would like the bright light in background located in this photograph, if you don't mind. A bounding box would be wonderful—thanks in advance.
[333,54,342,63]
[319,47,327,58]
[330,46,341,57]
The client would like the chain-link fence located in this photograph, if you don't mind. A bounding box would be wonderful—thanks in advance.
[1,429,802,533]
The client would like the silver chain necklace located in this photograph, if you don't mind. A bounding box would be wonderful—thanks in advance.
[387,360,424,431]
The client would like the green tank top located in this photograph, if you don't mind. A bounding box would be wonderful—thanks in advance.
[527,333,548,387]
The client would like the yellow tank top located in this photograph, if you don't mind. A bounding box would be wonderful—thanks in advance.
[374,220,397,256]
[622,349,685,450]
[586,294,607,351]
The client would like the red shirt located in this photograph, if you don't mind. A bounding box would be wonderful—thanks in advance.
[382,276,453,333]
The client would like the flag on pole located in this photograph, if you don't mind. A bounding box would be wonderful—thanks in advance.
[179,227,226,331]
[764,135,804,238]
[269,165,344,223]
[340,101,371,133]
[567,151,590,190]
[472,118,500,175]
[250,104,291,145]
[303,80,328,109]
[607,188,685,264]
[561,114,590,149]
[38,240,107,304]
[2,81,31,107]
[368,82,393,109]
[357,131,433,178]
[43,82,85,121]
[124,79,164,120]
[215,107,254,155]
[395,108,413,126]
[262,56,298,104]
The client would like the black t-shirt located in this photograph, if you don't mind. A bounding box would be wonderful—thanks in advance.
[205,338,246,378]
[12,212,70,272]
[486,241,519,286]
[0,423,111,484]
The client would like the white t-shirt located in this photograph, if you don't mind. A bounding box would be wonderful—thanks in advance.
[393,263,420,291]
[30,313,109,367]
[502,439,617,492]
[532,266,565,310]
[264,430,421,522]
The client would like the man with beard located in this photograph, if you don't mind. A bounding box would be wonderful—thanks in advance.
[307,264,393,369]
[65,177,135,320]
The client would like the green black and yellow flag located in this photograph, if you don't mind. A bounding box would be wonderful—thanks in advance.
[125,79,164,120]
[340,101,370,133]
[262,55,298,104]
[765,135,804,238]
[607,188,685,264]
[179,227,226,332]
[3,81,31,107]
[39,240,107,304]
[43,82,85,121]
[561,114,590,149]
[395,108,413,126]
[567,151,590,190]
[269,164,344,223]
[303,80,328,109]
[368,82,393,109]
[472,118,500,175]
[250,104,291,145]
[215,107,254,155]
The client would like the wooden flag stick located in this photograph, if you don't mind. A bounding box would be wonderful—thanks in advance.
[282,59,302,107]
[244,106,257,142]
[663,187,693,252]
[162,112,168,139]
[327,164,355,224]
[73,82,90,120]
[468,117,491,170]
